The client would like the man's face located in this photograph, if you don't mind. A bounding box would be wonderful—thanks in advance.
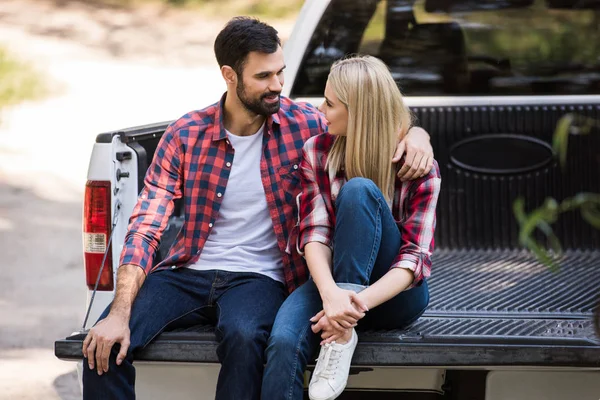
[236,46,285,116]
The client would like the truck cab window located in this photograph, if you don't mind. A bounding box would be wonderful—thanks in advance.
[291,0,600,96]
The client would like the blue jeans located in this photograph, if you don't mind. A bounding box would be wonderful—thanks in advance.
[262,178,430,400]
[83,268,287,400]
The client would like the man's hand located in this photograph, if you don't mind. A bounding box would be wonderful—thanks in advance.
[310,310,348,345]
[393,126,434,181]
[82,314,131,375]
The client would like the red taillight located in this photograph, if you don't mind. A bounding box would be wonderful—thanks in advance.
[83,180,114,291]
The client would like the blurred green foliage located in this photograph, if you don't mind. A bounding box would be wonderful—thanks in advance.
[362,0,600,80]
[513,115,600,335]
[0,47,47,109]
[95,0,304,18]
[514,115,600,270]
[459,3,600,77]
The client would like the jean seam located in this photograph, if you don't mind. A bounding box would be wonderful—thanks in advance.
[364,199,383,286]
[208,273,218,304]
[141,305,211,349]
[214,302,224,338]
[287,322,311,400]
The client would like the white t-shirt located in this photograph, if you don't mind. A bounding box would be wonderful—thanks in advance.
[188,122,284,283]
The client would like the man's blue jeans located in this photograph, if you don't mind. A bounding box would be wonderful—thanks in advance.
[262,178,430,400]
[82,268,287,400]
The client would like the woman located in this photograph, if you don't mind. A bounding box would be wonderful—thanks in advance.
[261,55,441,400]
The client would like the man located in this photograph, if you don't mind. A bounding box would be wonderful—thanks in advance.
[82,17,433,400]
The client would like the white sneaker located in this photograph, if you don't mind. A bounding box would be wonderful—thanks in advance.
[309,328,358,400]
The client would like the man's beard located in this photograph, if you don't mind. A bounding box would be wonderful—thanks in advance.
[237,79,281,116]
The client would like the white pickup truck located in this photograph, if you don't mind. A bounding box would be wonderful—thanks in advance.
[56,0,600,398]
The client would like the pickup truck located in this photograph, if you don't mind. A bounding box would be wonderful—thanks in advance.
[55,0,600,398]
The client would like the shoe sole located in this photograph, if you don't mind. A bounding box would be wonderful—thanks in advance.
[309,383,347,400]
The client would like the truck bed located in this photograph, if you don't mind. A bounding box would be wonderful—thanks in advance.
[57,101,600,367]
[55,248,600,367]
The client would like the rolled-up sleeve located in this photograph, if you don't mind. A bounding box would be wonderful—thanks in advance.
[119,124,183,274]
[391,168,441,288]
[297,140,333,253]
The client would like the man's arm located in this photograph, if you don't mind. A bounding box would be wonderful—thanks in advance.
[82,265,145,374]
[82,122,184,374]
[393,126,434,181]
[108,264,146,321]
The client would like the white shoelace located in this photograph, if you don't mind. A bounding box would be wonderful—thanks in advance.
[313,342,341,379]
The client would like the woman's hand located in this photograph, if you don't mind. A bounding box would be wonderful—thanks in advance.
[321,286,368,330]
[310,310,348,345]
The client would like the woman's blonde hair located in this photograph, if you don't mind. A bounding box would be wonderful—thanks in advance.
[326,55,413,202]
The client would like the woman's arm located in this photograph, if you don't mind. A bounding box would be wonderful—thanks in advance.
[316,267,413,345]
[356,268,413,310]
[305,242,366,330]
[358,164,441,310]
[298,138,367,330]
[304,242,335,294]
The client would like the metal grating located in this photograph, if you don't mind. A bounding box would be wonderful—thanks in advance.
[359,317,597,344]
[425,249,600,318]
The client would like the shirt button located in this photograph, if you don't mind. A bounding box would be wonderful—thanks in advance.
[209,223,213,228]
[226,162,231,167]
[171,266,176,270]
[293,164,299,170]
[217,193,222,198]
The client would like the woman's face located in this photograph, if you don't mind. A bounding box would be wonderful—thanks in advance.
[318,81,348,136]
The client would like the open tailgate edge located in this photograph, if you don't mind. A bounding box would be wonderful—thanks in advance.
[55,316,600,367]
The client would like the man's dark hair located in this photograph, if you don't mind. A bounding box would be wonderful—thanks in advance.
[214,17,281,76]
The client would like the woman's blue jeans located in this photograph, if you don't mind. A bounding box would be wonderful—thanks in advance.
[262,178,430,400]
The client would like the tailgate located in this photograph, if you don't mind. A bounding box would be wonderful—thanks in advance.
[56,249,600,367]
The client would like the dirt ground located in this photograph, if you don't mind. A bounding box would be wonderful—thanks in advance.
[0,1,294,398]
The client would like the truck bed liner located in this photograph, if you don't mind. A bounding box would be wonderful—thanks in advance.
[55,250,600,367]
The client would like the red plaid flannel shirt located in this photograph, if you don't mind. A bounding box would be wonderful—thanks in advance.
[298,134,441,287]
[120,95,326,293]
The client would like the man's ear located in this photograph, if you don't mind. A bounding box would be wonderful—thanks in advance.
[221,66,237,86]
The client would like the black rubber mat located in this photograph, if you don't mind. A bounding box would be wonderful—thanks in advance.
[425,249,600,318]
[360,316,598,345]
[418,103,600,251]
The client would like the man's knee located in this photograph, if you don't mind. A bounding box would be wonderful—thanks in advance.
[82,345,122,375]
[219,322,269,356]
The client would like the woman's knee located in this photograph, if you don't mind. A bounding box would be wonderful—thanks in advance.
[336,178,381,208]
[340,177,378,196]
[266,326,302,358]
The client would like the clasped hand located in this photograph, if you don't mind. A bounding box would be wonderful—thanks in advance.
[310,287,368,345]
